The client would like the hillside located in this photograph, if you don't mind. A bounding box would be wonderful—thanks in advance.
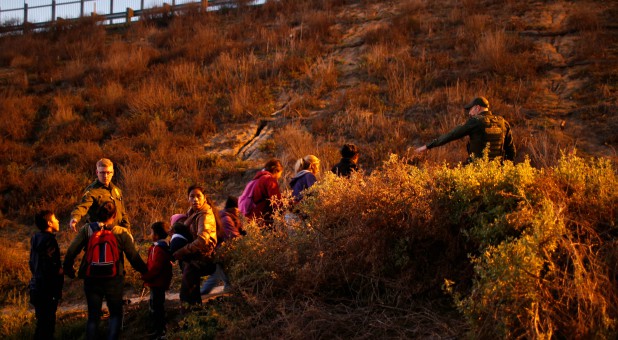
[0,0,617,338]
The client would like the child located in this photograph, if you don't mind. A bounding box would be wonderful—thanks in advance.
[169,217,192,270]
[29,210,64,340]
[141,222,173,339]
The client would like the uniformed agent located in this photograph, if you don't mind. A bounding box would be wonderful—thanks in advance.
[415,97,515,163]
[68,158,130,232]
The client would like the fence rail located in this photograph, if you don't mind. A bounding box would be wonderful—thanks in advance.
[0,0,256,34]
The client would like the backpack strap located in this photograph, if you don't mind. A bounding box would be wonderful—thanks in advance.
[87,222,101,238]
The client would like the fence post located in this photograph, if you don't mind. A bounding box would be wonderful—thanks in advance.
[126,7,134,25]
[24,3,28,24]
[141,0,144,11]
[80,0,84,17]
[52,0,56,22]
[109,0,114,25]
[201,0,208,12]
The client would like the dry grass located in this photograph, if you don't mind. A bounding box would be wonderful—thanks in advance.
[0,0,616,337]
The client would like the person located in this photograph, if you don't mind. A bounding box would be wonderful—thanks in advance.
[69,158,130,232]
[331,144,359,177]
[63,202,147,340]
[141,221,173,340]
[414,97,516,163]
[29,210,64,340]
[201,196,244,295]
[245,159,284,227]
[171,185,222,305]
[290,155,320,202]
[169,219,192,272]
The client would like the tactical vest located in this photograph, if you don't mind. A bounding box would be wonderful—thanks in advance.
[469,114,506,160]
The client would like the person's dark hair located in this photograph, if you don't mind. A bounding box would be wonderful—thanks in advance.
[264,159,283,174]
[150,221,169,239]
[95,202,117,222]
[341,143,359,159]
[171,222,192,240]
[187,184,206,196]
[34,210,54,231]
[186,184,225,243]
[225,196,238,210]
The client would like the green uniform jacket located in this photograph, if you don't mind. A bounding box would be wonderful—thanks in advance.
[71,180,130,230]
[63,222,147,279]
[427,111,516,161]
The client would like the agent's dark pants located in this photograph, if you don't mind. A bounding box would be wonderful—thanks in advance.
[180,261,215,305]
[30,291,58,340]
[84,277,124,340]
[149,287,166,336]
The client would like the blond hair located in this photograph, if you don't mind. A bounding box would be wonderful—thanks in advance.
[294,155,320,174]
[96,158,113,168]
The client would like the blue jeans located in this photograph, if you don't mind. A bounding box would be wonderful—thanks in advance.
[200,263,230,295]
[84,277,124,340]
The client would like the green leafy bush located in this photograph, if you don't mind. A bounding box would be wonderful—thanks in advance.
[219,153,617,338]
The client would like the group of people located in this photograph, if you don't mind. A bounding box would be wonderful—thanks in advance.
[28,96,515,339]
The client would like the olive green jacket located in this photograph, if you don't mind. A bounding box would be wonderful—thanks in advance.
[427,111,515,161]
[63,222,147,279]
[70,180,130,230]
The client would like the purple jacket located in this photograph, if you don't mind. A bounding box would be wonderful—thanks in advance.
[290,170,317,202]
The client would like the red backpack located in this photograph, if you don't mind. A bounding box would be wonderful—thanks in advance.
[85,222,120,278]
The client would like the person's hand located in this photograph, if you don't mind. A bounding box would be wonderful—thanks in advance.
[415,145,428,153]
[173,248,186,261]
[69,218,78,232]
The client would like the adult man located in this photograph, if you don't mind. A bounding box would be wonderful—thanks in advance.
[63,202,147,340]
[69,158,130,231]
[415,97,515,163]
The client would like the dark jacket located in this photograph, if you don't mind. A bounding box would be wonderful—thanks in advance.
[63,222,147,279]
[331,158,358,177]
[29,231,63,299]
[427,111,515,162]
[290,170,317,202]
[70,180,130,229]
[220,208,242,241]
[142,240,173,290]
[248,170,282,223]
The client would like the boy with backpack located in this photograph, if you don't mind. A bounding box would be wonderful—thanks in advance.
[63,202,147,340]
[141,221,173,339]
[29,210,64,340]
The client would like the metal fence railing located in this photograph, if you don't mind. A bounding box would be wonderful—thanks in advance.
[0,0,263,33]
[0,0,205,25]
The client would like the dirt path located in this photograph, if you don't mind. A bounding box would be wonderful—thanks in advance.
[2,286,226,316]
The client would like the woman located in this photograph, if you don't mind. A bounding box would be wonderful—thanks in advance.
[246,159,283,228]
[172,184,223,305]
[290,155,320,202]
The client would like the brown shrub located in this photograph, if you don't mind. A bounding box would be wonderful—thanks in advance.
[566,4,602,32]
[87,81,127,115]
[0,94,37,141]
[127,77,179,119]
[0,140,35,166]
[98,42,159,82]
[35,141,104,173]
[475,30,537,78]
